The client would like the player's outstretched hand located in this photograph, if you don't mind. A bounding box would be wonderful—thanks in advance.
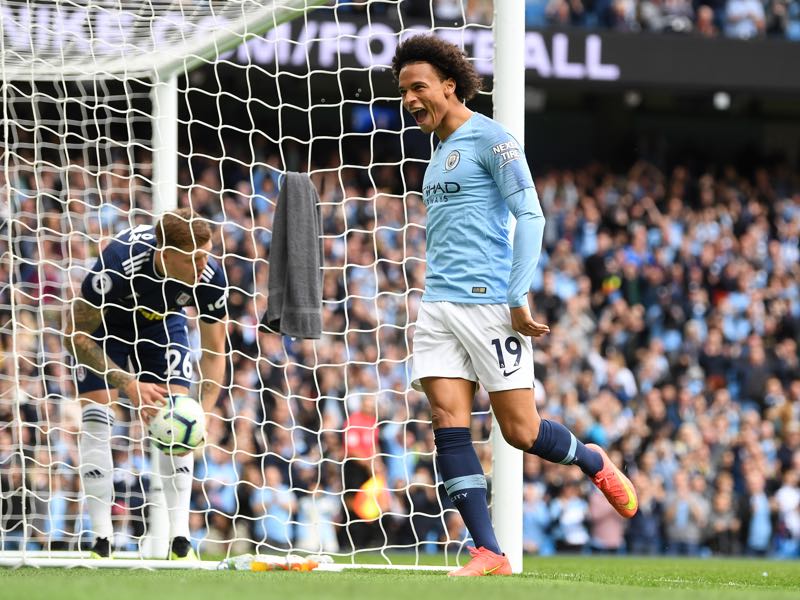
[125,379,168,423]
[510,305,550,338]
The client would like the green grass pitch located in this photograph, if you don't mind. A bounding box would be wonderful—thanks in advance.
[2,557,798,600]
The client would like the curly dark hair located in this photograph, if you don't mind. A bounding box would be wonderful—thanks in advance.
[391,35,482,103]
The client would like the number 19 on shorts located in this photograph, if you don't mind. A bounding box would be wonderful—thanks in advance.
[491,336,522,377]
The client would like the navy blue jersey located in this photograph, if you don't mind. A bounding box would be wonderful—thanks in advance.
[80,224,227,340]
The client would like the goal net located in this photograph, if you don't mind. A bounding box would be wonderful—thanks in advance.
[0,0,500,568]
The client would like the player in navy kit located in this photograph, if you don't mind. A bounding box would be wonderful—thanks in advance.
[393,36,638,576]
[64,208,227,559]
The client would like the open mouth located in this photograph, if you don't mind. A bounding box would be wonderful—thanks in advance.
[412,109,428,125]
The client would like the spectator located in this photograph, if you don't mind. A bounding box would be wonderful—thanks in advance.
[736,338,773,411]
[778,422,800,472]
[295,482,341,553]
[408,466,445,551]
[724,0,766,38]
[466,0,494,24]
[773,468,800,558]
[787,1,800,40]
[706,490,741,554]
[765,0,792,36]
[0,461,35,550]
[639,0,668,31]
[550,478,591,553]
[433,0,465,20]
[251,465,297,551]
[588,486,626,552]
[663,469,710,555]
[626,472,664,554]
[606,0,641,30]
[741,470,773,556]
[195,444,240,518]
[662,0,695,32]
[523,482,555,555]
[546,0,587,25]
[526,0,550,26]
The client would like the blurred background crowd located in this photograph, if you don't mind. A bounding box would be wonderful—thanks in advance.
[338,0,800,41]
[2,138,799,559]
[0,0,799,564]
[521,0,800,39]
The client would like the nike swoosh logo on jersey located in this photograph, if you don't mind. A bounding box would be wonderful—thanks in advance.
[498,157,520,169]
[502,368,520,377]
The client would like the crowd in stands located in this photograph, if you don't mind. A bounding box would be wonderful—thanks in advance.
[336,0,800,41]
[523,0,800,39]
[2,121,799,559]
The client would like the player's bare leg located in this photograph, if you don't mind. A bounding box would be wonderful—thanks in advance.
[423,377,474,430]
[490,388,638,518]
[488,388,540,450]
[423,377,511,576]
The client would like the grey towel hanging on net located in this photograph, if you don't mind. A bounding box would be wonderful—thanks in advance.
[259,171,323,339]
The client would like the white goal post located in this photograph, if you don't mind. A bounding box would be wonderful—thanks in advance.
[491,0,525,574]
[0,0,526,571]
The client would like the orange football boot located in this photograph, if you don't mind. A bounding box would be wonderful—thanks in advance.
[586,443,638,518]
[448,546,512,577]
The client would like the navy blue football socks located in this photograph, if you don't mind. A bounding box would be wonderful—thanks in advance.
[527,418,603,476]
[434,427,501,554]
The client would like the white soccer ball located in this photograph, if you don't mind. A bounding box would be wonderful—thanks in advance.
[148,395,206,455]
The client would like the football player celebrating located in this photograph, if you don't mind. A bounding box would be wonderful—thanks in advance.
[394,36,638,576]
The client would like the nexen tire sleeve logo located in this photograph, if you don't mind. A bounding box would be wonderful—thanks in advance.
[492,141,521,169]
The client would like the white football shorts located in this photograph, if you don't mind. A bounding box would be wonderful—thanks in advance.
[410,301,534,393]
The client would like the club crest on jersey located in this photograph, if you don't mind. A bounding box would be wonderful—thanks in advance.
[444,150,461,171]
[176,292,192,306]
[444,150,460,171]
[91,273,113,295]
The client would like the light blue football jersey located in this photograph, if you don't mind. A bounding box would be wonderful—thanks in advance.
[421,112,538,305]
